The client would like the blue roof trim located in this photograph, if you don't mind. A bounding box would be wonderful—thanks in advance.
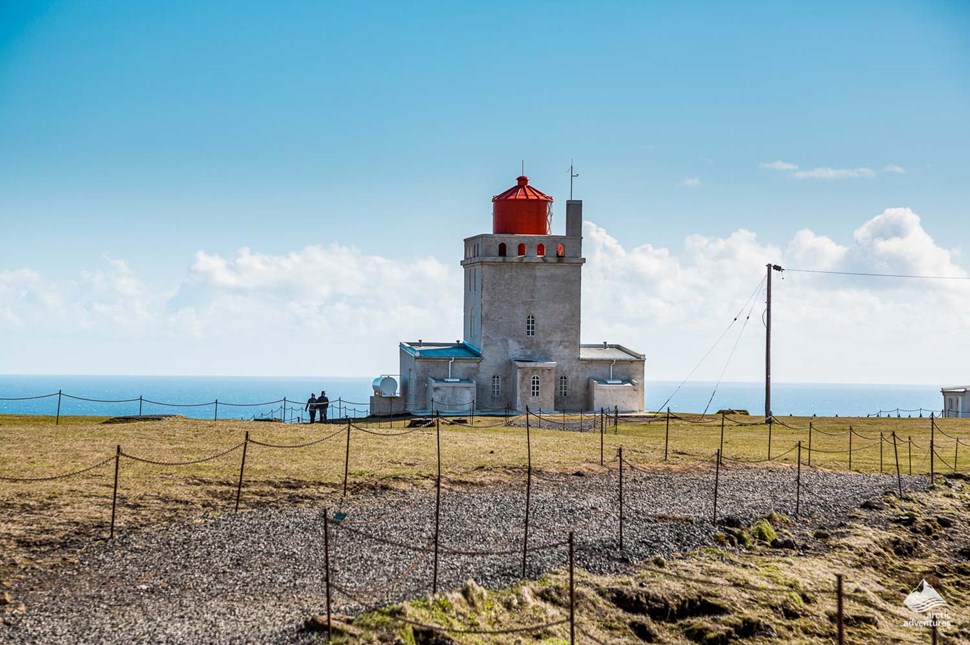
[400,342,482,359]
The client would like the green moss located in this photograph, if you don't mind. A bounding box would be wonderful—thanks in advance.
[691,546,731,559]
[750,519,777,544]
[766,511,790,526]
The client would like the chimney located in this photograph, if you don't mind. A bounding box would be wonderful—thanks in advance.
[566,200,582,238]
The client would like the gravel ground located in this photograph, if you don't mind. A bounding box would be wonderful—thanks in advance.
[1,464,924,644]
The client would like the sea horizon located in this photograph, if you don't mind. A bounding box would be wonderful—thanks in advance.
[0,374,948,419]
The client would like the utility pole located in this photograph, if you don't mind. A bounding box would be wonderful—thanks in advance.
[765,263,784,422]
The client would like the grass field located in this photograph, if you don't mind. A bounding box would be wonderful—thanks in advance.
[1,412,967,579]
[2,412,969,642]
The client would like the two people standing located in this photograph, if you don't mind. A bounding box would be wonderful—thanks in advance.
[304,391,330,424]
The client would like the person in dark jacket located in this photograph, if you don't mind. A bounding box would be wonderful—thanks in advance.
[305,393,318,424]
[318,391,330,422]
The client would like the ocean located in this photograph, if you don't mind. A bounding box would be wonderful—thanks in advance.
[0,375,945,419]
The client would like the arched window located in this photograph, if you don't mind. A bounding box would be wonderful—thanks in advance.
[556,243,565,257]
[559,375,568,397]
[517,243,526,256]
[498,243,506,257]
[491,375,501,397]
[531,375,540,398]
[536,243,545,257]
[526,314,535,337]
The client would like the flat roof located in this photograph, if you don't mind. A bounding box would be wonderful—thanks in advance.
[579,344,645,361]
[400,341,482,359]
[942,386,969,393]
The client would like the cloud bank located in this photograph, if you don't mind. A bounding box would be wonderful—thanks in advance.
[759,161,906,180]
[2,208,967,383]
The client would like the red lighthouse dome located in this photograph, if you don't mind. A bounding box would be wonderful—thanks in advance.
[491,176,553,235]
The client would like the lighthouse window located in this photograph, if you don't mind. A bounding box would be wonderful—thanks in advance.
[559,375,568,397]
[526,314,535,337]
[531,375,540,398]
[537,243,545,257]
[556,243,565,257]
[491,375,501,397]
[517,243,526,256]
[498,243,507,257]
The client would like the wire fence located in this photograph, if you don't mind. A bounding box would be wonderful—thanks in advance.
[1,407,964,643]
[0,389,521,425]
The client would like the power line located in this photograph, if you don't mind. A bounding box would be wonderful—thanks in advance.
[785,268,970,280]
[655,275,766,413]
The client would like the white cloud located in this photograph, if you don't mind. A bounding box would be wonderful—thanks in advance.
[2,209,969,383]
[791,167,877,180]
[761,161,905,180]
[679,177,702,188]
[759,160,799,171]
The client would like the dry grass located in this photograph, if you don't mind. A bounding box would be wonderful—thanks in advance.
[343,480,970,644]
[1,412,968,588]
[3,412,970,642]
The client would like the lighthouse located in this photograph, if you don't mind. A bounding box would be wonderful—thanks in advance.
[381,175,645,415]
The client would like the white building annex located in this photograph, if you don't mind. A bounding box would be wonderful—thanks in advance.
[942,386,970,418]
[371,175,645,416]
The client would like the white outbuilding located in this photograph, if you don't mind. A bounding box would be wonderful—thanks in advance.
[941,386,969,418]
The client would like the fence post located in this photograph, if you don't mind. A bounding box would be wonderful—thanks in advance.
[522,411,532,577]
[56,389,62,425]
[719,412,725,465]
[343,419,351,496]
[235,431,249,512]
[138,395,143,417]
[664,407,670,461]
[908,436,912,476]
[954,440,959,474]
[433,411,441,595]
[110,444,121,539]
[795,441,802,518]
[893,431,902,498]
[283,397,287,423]
[848,426,853,471]
[614,405,618,434]
[930,415,935,483]
[618,445,624,551]
[600,408,606,466]
[808,421,813,467]
[879,432,884,473]
[214,399,219,421]
[836,573,845,645]
[568,531,575,645]
[324,507,333,640]
[713,449,720,525]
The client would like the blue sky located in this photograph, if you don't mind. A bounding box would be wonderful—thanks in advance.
[1,1,969,382]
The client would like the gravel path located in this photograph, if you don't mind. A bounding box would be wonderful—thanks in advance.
[1,465,923,644]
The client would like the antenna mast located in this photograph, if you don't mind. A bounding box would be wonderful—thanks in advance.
[569,160,579,199]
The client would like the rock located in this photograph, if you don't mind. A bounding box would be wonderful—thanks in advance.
[937,516,954,528]
[0,591,11,605]
[771,537,797,550]
[303,614,329,632]
[813,529,830,540]
[860,499,885,511]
